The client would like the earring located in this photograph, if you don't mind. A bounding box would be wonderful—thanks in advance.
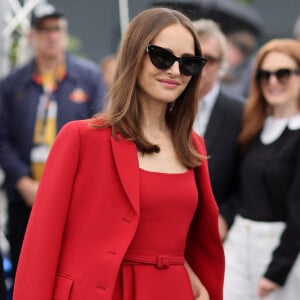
[168,101,175,112]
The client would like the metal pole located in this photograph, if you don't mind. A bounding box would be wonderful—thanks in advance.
[118,0,129,37]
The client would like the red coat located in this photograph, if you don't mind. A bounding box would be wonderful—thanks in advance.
[13,119,224,300]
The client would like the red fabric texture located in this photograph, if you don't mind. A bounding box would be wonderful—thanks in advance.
[13,120,224,300]
[112,168,197,299]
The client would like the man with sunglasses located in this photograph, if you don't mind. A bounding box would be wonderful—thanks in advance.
[0,2,106,283]
[192,19,244,232]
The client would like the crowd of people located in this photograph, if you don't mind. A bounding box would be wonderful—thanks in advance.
[0,2,299,300]
[0,3,106,299]
[221,38,300,300]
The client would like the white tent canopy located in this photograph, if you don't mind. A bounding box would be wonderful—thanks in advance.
[118,0,129,37]
[0,0,130,78]
[0,0,46,77]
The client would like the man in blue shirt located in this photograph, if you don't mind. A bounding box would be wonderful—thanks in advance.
[0,3,106,281]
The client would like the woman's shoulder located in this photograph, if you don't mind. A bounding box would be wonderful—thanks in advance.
[59,118,112,141]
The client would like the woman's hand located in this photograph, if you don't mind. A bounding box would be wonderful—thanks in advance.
[218,214,228,241]
[257,277,280,297]
[185,260,210,300]
[196,285,209,300]
[16,176,39,207]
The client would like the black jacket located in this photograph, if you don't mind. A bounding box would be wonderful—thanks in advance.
[203,90,244,219]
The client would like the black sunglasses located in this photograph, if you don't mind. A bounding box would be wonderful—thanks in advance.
[256,68,300,84]
[146,44,207,76]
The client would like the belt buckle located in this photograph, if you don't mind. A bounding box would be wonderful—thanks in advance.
[157,255,170,269]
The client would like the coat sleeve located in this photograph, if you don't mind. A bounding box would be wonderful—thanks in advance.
[264,144,300,285]
[186,133,225,300]
[13,121,81,300]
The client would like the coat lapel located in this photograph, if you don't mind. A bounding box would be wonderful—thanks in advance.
[111,135,140,216]
[192,133,218,211]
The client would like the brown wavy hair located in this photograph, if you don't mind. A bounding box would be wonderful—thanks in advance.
[239,38,300,150]
[91,7,205,168]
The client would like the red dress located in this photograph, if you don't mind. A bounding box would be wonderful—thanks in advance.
[112,168,198,300]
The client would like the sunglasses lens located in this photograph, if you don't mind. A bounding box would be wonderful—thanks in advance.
[147,46,174,70]
[257,70,270,82]
[180,57,206,76]
[276,69,291,83]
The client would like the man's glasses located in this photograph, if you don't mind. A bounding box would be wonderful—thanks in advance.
[256,68,300,85]
[35,25,65,33]
[146,44,207,76]
[203,55,221,65]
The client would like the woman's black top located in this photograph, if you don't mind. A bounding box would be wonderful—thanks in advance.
[229,115,300,285]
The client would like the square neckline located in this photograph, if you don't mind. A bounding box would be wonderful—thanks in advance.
[139,168,191,175]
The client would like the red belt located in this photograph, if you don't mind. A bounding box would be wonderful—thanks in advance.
[123,253,185,269]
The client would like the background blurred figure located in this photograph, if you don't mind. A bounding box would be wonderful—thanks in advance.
[221,39,300,300]
[221,28,258,97]
[0,168,9,299]
[0,2,105,283]
[0,253,7,300]
[192,19,244,224]
[100,54,117,89]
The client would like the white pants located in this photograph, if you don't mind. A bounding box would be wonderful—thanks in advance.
[223,215,300,300]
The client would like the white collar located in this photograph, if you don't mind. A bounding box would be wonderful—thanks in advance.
[260,114,300,144]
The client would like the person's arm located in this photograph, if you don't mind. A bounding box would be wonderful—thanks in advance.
[261,145,300,294]
[257,277,280,297]
[218,214,229,241]
[0,80,32,190]
[15,176,39,206]
[0,252,7,300]
[185,260,210,300]
[13,121,81,300]
[188,133,225,300]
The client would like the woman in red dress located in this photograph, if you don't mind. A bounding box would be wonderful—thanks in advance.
[13,7,224,300]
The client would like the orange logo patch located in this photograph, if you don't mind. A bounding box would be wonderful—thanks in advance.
[69,88,89,103]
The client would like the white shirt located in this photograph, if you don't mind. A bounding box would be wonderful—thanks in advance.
[193,82,220,136]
